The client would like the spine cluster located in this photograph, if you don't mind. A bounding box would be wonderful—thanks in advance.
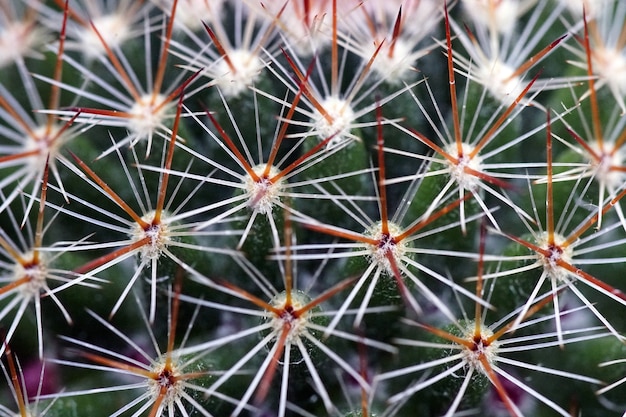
[1,1,625,416]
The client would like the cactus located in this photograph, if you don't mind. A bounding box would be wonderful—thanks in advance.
[1,0,626,416]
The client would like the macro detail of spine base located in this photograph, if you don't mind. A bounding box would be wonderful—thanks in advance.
[1,1,626,416]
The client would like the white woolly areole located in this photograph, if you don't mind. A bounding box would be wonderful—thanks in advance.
[214,49,263,97]
[594,47,626,101]
[0,21,42,67]
[460,321,500,370]
[590,142,626,189]
[147,358,185,408]
[244,164,284,215]
[462,0,523,34]
[476,59,524,104]
[23,124,63,171]
[536,232,573,281]
[175,0,223,31]
[272,3,332,57]
[312,96,355,147]
[80,14,131,57]
[130,211,171,261]
[365,221,407,276]
[267,290,312,344]
[444,142,484,191]
[128,94,168,137]
[13,252,48,298]
[366,39,414,84]
[560,0,610,18]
